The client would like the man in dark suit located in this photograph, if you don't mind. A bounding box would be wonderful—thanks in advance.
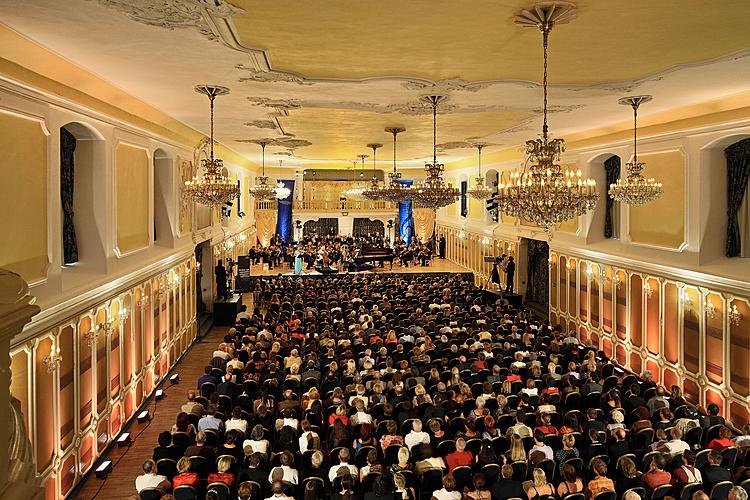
[277,389,301,415]
[492,464,524,500]
[581,373,603,397]
[300,360,321,382]
[701,403,725,429]
[235,452,269,487]
[700,450,731,490]
[216,373,241,401]
[183,432,216,463]
[582,407,605,436]
[196,365,218,390]
[623,384,645,416]
[504,256,516,293]
[607,428,631,462]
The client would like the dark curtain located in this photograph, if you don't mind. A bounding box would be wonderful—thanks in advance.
[303,218,339,237]
[525,238,549,306]
[604,155,621,239]
[275,180,295,243]
[60,128,79,264]
[353,218,385,238]
[725,139,750,257]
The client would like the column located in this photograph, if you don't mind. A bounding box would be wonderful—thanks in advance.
[0,269,43,499]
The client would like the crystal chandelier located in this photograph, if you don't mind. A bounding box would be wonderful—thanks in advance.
[362,143,383,200]
[467,143,494,200]
[609,95,663,205]
[248,141,289,200]
[184,85,239,206]
[375,127,412,203]
[275,160,292,199]
[495,2,598,229]
[412,95,460,210]
[343,155,369,198]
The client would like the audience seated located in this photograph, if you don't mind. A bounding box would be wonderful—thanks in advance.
[123,273,746,500]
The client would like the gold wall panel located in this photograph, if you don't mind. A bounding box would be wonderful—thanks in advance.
[0,110,48,281]
[115,143,150,253]
[629,151,685,249]
[682,287,700,374]
[705,293,724,384]
[664,283,679,364]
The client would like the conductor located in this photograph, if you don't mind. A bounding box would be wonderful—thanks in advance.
[505,256,516,293]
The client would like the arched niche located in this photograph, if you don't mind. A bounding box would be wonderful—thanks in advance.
[60,122,106,277]
[153,148,175,247]
[586,152,621,243]
[700,133,750,260]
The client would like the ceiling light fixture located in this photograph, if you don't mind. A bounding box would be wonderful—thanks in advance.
[343,155,369,198]
[362,143,383,200]
[374,127,412,203]
[467,143,494,200]
[275,160,292,199]
[412,95,459,210]
[184,85,238,206]
[495,2,598,229]
[609,95,663,205]
[248,141,286,200]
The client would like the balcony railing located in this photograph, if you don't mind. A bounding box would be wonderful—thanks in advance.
[294,200,396,212]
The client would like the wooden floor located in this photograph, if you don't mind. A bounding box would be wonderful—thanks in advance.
[248,257,471,276]
[72,327,228,500]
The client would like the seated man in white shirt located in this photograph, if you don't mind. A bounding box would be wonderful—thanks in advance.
[225,406,248,435]
[235,304,251,323]
[135,459,170,494]
[433,474,462,500]
[404,419,431,450]
[659,427,690,456]
[328,448,358,483]
[267,450,299,485]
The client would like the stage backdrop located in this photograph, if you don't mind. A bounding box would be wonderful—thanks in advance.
[413,208,435,243]
[397,180,414,246]
[275,179,294,243]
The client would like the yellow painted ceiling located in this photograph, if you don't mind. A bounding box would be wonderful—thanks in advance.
[278,108,532,162]
[228,0,750,84]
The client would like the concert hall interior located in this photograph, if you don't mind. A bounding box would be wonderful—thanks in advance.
[2,1,750,500]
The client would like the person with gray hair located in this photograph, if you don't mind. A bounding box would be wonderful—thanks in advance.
[692,492,710,500]
[730,486,749,500]
[622,491,641,500]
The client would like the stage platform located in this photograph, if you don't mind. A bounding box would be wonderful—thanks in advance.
[246,258,472,277]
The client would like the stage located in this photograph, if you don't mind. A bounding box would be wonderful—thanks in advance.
[244,258,472,277]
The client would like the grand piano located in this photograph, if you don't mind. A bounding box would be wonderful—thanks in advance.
[353,246,394,270]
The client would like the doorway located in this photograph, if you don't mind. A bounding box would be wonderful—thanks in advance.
[523,238,549,309]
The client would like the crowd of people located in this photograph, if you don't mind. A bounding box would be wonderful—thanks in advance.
[132,273,750,500]
[245,233,438,274]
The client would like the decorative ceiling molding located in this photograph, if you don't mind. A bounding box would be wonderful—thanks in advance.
[236,137,313,150]
[243,119,278,130]
[246,96,302,111]
[91,0,243,40]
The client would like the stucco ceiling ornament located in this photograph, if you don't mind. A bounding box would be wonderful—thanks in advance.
[401,78,492,93]
[243,120,278,130]
[92,0,243,40]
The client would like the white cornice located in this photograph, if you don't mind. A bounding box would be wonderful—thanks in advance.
[16,248,194,347]
[549,242,750,297]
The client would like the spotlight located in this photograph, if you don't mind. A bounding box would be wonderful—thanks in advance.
[137,410,150,423]
[116,432,131,447]
[155,389,164,400]
[170,373,180,384]
[94,460,113,478]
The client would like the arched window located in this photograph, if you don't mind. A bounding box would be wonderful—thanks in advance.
[60,122,104,271]
[604,155,621,239]
[725,138,750,257]
[60,127,78,264]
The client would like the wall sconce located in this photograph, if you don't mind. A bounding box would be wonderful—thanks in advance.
[138,297,149,310]
[458,231,465,239]
[681,290,692,308]
[239,233,247,242]
[644,281,653,299]
[586,264,593,279]
[613,274,623,291]
[85,329,98,347]
[565,261,571,271]
[118,307,129,323]
[43,347,62,373]
[705,298,717,320]
[729,304,742,327]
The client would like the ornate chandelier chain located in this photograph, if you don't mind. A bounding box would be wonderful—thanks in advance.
[467,144,493,200]
[183,84,238,207]
[609,95,663,205]
[494,2,598,229]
